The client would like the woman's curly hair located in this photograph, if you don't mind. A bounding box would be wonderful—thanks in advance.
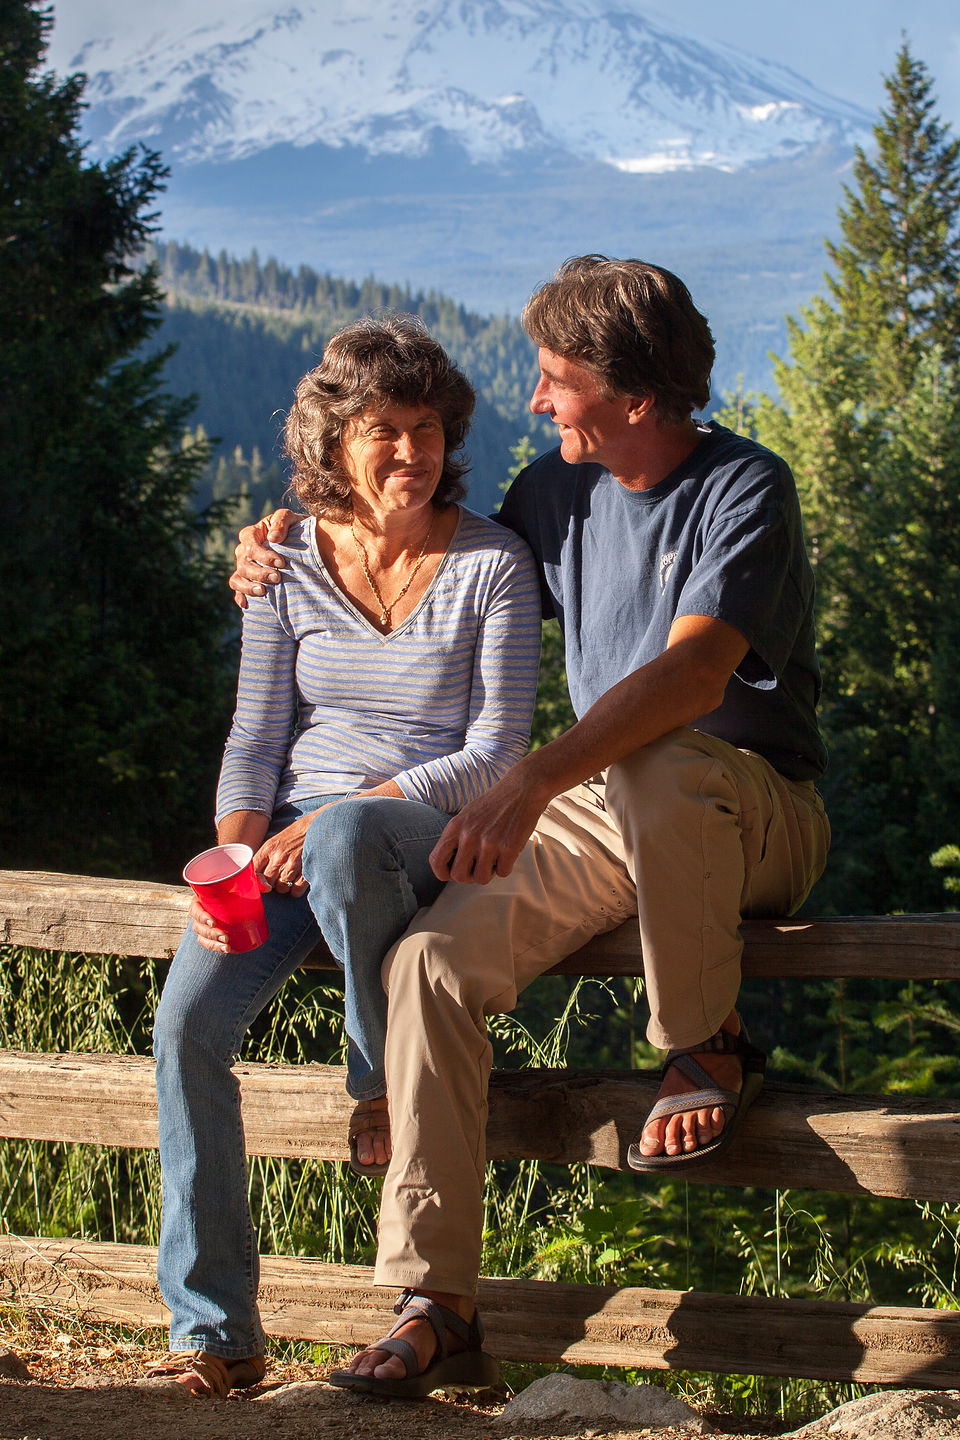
[284,315,476,519]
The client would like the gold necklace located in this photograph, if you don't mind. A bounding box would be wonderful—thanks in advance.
[350,512,436,630]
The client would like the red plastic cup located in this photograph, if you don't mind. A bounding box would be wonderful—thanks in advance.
[182,843,269,953]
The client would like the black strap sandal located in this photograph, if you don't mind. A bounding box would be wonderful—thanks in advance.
[328,1288,500,1397]
[626,1021,767,1173]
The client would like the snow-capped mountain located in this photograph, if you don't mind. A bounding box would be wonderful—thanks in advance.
[73,0,870,174]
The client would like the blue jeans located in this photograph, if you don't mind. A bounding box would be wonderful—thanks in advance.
[152,793,450,1355]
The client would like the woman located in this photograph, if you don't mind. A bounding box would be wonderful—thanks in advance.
[146,316,541,1397]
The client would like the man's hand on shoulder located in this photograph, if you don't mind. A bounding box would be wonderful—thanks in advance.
[430,761,549,884]
[229,508,301,608]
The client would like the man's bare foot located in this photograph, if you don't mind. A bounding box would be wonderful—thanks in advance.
[346,1290,472,1383]
[348,1095,391,1173]
[635,1010,742,1160]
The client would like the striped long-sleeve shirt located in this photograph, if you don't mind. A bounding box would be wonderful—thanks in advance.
[215,508,543,823]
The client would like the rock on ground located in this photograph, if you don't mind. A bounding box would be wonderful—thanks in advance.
[496,1372,713,1434]
[0,1349,34,1381]
[785,1388,960,1439]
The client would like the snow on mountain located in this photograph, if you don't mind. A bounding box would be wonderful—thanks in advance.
[72,0,871,174]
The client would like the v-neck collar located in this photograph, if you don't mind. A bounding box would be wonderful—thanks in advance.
[306,508,463,641]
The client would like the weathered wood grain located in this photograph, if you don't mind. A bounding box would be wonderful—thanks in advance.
[0,871,192,961]
[554,912,960,979]
[1,1049,958,1201]
[3,869,959,978]
[2,1235,958,1385]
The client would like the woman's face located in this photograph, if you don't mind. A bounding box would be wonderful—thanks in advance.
[339,401,446,521]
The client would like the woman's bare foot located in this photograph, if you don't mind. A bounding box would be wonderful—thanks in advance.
[348,1095,391,1173]
[635,1010,743,1160]
[141,1350,265,1397]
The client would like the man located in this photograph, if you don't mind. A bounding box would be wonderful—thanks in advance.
[230,256,830,1395]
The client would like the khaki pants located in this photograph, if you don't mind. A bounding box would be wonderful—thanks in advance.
[374,728,830,1296]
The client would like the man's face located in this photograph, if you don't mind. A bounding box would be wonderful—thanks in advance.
[529,348,633,467]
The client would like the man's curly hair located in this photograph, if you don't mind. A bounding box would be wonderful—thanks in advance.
[523,255,714,424]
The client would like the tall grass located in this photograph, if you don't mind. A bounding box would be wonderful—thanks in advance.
[1,946,959,1421]
[0,949,164,1243]
[0,946,381,1260]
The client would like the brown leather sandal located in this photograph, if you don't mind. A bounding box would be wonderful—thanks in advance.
[348,1095,391,1177]
[141,1350,266,1397]
[328,1289,499,1397]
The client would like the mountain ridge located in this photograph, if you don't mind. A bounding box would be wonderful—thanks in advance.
[66,2,866,402]
[75,0,871,174]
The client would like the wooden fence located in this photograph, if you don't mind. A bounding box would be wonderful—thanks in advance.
[1,868,959,1386]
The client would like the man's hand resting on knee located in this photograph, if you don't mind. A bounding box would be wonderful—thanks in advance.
[429,759,550,884]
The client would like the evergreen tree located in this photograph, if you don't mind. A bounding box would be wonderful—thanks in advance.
[826,44,960,386]
[744,45,960,912]
[0,1,236,879]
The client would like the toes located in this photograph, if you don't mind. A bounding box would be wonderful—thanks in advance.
[689,1106,725,1147]
[353,1126,390,1169]
[177,1374,209,1396]
[638,1118,667,1156]
[699,1105,725,1143]
[677,1111,700,1153]
[373,1354,406,1381]
[349,1347,385,1377]
[638,1102,729,1159]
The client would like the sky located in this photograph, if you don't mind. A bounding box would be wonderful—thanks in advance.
[45,0,960,133]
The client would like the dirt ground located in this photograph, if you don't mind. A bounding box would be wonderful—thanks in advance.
[0,1315,791,1440]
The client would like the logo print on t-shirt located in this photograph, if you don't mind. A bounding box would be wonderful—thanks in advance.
[659,550,677,591]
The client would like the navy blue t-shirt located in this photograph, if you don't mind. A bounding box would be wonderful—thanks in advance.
[496,422,826,782]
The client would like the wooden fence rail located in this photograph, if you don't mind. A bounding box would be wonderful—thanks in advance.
[3,870,960,979]
[1,1051,959,1201]
[2,869,960,1385]
[3,1237,959,1385]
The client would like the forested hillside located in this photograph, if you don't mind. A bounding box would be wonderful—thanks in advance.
[149,241,551,520]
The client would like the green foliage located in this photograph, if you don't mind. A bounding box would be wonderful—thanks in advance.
[0,944,380,1262]
[505,433,538,484]
[487,973,960,1419]
[0,3,239,880]
[931,844,960,897]
[531,619,576,750]
[195,438,286,566]
[735,45,960,915]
